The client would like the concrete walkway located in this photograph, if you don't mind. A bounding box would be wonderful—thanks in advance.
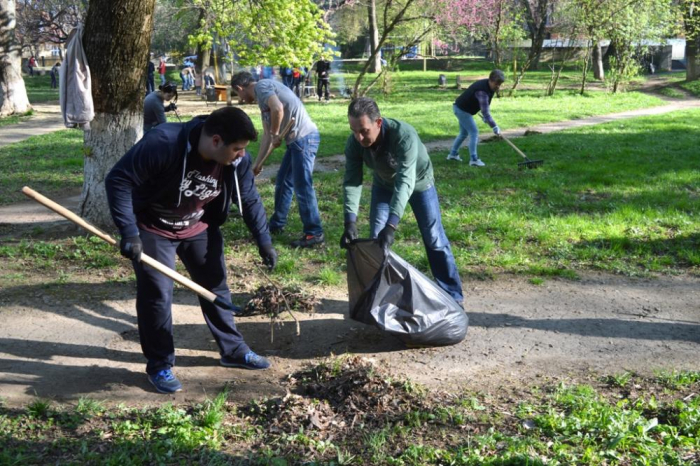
[0,103,66,148]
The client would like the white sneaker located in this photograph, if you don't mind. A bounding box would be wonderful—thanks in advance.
[446,154,463,162]
[469,158,486,167]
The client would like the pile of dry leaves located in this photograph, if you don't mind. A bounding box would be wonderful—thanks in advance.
[244,356,427,437]
[242,284,319,318]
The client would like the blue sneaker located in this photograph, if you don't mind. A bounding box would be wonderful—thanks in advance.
[148,369,182,394]
[220,351,271,370]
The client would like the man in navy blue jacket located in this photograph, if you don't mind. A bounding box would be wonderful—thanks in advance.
[106,107,277,394]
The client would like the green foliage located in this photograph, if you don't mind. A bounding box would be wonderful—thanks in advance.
[189,0,337,67]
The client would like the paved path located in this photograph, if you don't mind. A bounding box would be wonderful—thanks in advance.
[0,104,65,148]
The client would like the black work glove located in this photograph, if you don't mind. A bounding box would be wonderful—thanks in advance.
[166,103,177,111]
[259,243,278,271]
[377,224,395,255]
[339,221,358,249]
[120,236,143,262]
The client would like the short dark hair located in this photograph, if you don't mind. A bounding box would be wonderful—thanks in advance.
[203,107,258,145]
[230,71,256,91]
[348,97,381,121]
[489,69,506,84]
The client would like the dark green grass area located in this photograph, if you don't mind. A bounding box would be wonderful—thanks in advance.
[680,79,700,97]
[24,73,59,104]
[0,110,33,128]
[0,129,84,206]
[2,109,698,282]
[1,359,698,465]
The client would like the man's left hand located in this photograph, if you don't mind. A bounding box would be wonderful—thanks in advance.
[377,225,395,254]
[271,134,283,148]
[259,243,278,271]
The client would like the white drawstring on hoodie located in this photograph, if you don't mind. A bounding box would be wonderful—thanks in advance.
[177,139,244,216]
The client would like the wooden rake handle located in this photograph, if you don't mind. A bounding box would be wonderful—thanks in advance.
[21,187,236,312]
[500,134,530,160]
[252,117,296,176]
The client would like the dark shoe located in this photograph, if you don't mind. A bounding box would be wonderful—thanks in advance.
[270,226,285,235]
[290,233,325,248]
[220,351,271,370]
[148,369,182,394]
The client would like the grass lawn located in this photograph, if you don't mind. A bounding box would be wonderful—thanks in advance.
[1,104,698,283]
[24,74,59,104]
[1,358,698,464]
[224,107,700,281]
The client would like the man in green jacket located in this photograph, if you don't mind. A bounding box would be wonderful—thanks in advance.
[340,97,463,304]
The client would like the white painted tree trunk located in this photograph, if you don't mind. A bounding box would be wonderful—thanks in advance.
[80,112,143,228]
[0,0,31,116]
[368,0,382,74]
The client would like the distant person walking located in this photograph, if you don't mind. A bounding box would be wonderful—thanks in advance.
[28,56,37,76]
[158,57,167,85]
[315,59,331,102]
[50,62,61,89]
[146,60,156,95]
[447,69,505,167]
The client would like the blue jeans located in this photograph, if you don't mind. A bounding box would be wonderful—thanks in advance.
[269,131,324,236]
[160,73,166,86]
[369,184,464,302]
[449,104,479,160]
[134,228,250,375]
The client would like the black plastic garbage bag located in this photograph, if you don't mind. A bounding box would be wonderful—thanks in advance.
[346,240,468,347]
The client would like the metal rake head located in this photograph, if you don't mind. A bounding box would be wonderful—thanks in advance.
[518,159,545,170]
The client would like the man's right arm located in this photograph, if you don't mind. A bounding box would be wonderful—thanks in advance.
[105,131,168,238]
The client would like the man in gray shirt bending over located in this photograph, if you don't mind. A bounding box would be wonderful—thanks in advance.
[231,71,324,248]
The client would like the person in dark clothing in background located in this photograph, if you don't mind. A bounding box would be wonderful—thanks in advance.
[143,82,178,132]
[315,59,331,102]
[146,60,156,95]
[105,107,278,394]
[447,69,505,167]
[50,62,61,89]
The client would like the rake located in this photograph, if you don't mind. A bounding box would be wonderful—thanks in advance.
[501,134,544,169]
[21,186,242,314]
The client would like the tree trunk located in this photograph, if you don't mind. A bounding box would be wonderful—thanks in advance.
[592,41,604,80]
[0,0,31,116]
[81,0,156,228]
[687,35,700,81]
[367,0,381,74]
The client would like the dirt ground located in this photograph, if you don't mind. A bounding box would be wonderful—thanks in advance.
[1,201,698,407]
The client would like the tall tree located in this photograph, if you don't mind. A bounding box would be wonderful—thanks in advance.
[15,0,86,54]
[189,0,336,68]
[682,0,700,80]
[80,0,156,226]
[367,0,382,73]
[351,0,434,97]
[0,0,31,116]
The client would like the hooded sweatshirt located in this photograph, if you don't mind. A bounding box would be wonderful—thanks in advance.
[105,117,271,248]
